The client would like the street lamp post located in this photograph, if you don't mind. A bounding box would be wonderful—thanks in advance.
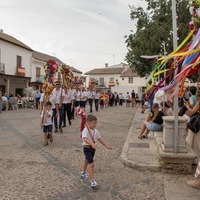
[172,0,179,153]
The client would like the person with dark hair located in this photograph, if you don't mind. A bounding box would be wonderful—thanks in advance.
[160,101,173,116]
[186,90,200,189]
[179,85,198,119]
[80,114,112,188]
[131,90,136,107]
[189,86,198,107]
[35,90,41,109]
[40,101,53,146]
[138,103,164,139]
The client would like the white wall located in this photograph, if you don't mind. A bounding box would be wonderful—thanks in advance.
[116,76,145,87]
[0,40,32,77]
[86,74,122,88]
[85,73,145,92]
[32,59,45,82]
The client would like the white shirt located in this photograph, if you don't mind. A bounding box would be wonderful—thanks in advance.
[82,127,101,146]
[63,91,71,104]
[52,88,64,104]
[80,91,87,101]
[153,89,165,105]
[42,109,53,126]
[70,89,76,100]
[119,94,124,100]
[94,92,100,99]
[76,90,81,101]
[39,93,56,109]
[87,91,95,99]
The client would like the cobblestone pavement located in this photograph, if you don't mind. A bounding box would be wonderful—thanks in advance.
[0,106,166,200]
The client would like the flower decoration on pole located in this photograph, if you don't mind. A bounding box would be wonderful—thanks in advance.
[189,0,200,30]
[43,60,59,84]
[43,60,59,100]
[71,76,84,89]
[88,77,98,90]
[60,63,73,87]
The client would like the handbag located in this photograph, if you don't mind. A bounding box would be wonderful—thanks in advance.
[187,114,200,133]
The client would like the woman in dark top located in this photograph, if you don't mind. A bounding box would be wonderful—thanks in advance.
[138,103,164,139]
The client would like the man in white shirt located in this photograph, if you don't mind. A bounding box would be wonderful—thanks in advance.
[153,89,165,105]
[62,86,72,126]
[87,88,95,113]
[52,81,64,133]
[69,85,76,119]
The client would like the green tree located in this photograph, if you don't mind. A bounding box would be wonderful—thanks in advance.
[125,0,190,77]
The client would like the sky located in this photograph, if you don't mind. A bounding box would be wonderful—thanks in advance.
[0,0,146,73]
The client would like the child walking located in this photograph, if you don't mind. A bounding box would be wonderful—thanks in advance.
[81,114,112,187]
[41,101,53,146]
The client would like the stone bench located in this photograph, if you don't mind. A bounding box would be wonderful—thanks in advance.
[153,131,163,145]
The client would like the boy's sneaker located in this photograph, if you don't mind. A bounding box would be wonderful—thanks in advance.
[54,128,58,133]
[91,180,98,188]
[50,137,53,142]
[59,127,63,133]
[43,141,48,146]
[81,171,88,180]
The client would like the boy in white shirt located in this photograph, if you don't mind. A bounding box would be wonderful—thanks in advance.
[81,114,112,187]
[41,101,53,146]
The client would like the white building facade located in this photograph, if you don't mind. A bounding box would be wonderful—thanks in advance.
[0,31,83,95]
[0,31,32,95]
[84,63,145,96]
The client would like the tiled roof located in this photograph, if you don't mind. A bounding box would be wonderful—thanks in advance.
[69,66,82,74]
[84,67,124,75]
[33,51,63,65]
[0,32,33,51]
[120,68,139,77]
[33,51,82,74]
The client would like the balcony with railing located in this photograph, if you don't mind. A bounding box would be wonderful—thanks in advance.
[108,81,115,87]
[16,67,26,76]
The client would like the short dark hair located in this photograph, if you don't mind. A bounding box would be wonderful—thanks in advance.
[87,114,97,122]
[152,103,159,108]
[45,101,52,107]
[189,86,197,95]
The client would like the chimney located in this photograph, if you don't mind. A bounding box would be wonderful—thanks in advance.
[0,29,3,33]
[105,63,108,68]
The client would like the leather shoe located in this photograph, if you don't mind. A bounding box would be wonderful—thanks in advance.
[187,178,200,189]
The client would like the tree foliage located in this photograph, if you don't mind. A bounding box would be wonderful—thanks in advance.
[125,0,190,77]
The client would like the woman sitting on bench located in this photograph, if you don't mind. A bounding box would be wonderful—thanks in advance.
[138,103,164,139]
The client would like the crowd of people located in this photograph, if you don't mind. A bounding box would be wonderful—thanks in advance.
[39,82,142,140]
[3,82,200,189]
[0,92,36,112]
[137,82,200,190]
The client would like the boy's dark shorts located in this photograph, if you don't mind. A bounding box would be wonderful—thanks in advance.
[141,100,145,106]
[43,125,53,133]
[83,147,96,164]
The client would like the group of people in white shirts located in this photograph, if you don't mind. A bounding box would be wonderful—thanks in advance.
[39,81,101,136]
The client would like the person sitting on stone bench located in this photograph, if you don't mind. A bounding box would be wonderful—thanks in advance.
[160,101,173,116]
[186,90,200,189]
[138,103,164,139]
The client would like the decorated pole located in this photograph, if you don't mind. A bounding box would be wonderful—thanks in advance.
[172,0,179,153]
